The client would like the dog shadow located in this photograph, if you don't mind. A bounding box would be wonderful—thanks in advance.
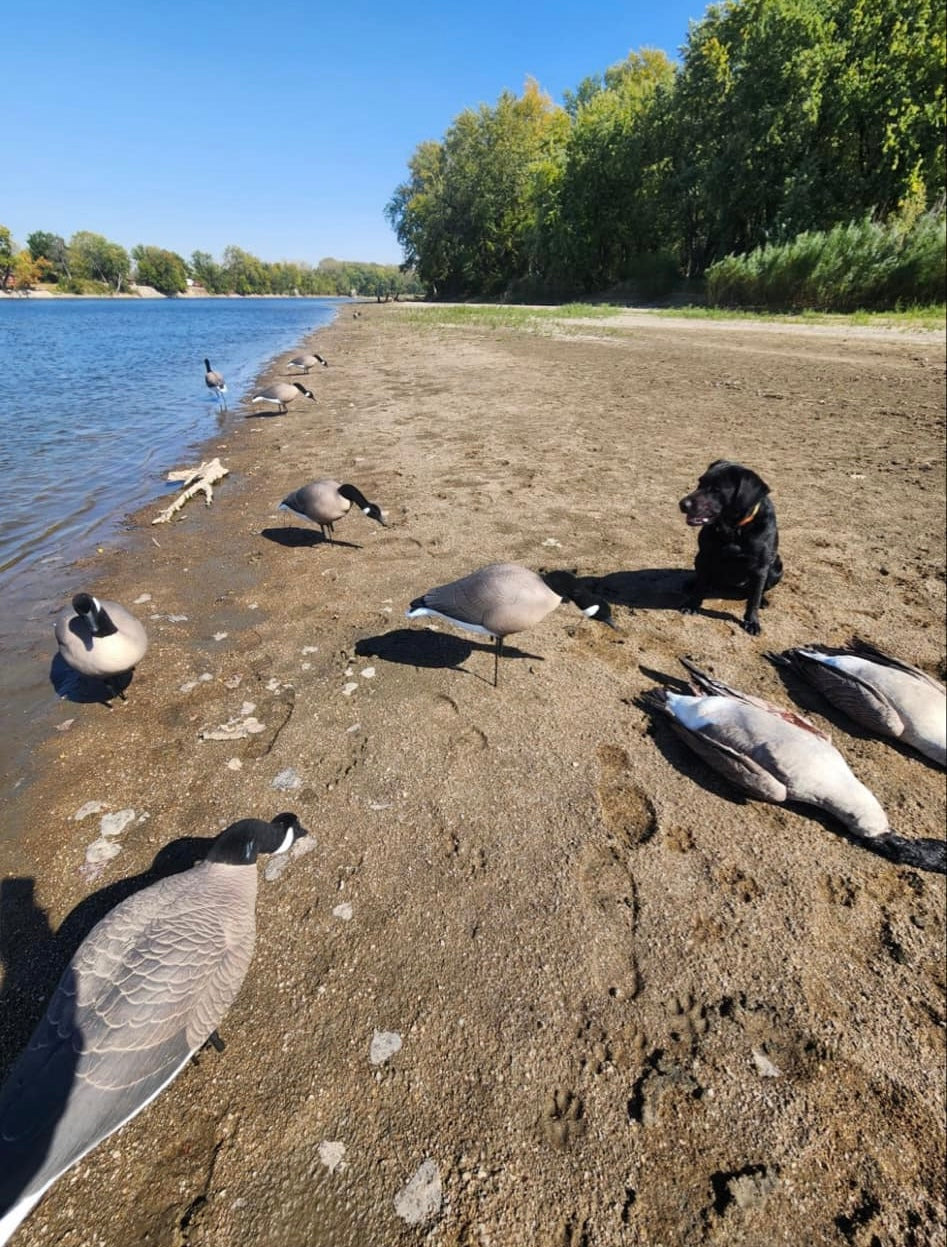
[355,628,538,680]
[49,654,134,705]
[260,527,361,550]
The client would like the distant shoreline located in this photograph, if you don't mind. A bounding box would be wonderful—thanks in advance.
[0,287,361,300]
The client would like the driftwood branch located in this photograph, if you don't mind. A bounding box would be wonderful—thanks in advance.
[152,458,229,524]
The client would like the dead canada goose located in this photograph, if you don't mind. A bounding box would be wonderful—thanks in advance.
[288,352,328,374]
[54,593,148,702]
[641,660,945,873]
[406,563,615,686]
[203,358,227,408]
[279,479,386,541]
[250,382,316,414]
[768,641,946,768]
[0,812,308,1246]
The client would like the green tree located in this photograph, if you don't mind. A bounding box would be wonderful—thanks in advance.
[26,230,70,281]
[190,250,226,293]
[0,225,14,288]
[69,231,131,292]
[131,245,188,295]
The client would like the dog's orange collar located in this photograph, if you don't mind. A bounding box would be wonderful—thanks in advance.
[737,502,761,527]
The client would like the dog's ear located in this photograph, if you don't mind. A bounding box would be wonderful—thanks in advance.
[732,466,770,516]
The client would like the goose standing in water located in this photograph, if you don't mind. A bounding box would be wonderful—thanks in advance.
[641,659,945,873]
[203,359,227,408]
[407,563,616,686]
[250,382,316,414]
[0,812,308,1246]
[279,479,386,542]
[54,593,148,702]
[288,353,328,374]
[769,642,946,767]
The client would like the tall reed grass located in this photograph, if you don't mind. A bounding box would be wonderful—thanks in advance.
[706,210,946,311]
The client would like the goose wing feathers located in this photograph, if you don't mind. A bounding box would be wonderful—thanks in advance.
[0,865,256,1208]
[776,650,904,736]
[641,689,788,803]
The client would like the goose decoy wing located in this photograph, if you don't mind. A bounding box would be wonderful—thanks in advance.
[0,869,253,1209]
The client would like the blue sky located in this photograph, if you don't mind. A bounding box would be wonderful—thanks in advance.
[5,1,709,266]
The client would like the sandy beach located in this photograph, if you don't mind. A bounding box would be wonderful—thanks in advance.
[1,305,944,1246]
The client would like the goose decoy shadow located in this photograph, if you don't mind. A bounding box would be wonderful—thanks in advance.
[355,629,538,683]
[260,526,361,551]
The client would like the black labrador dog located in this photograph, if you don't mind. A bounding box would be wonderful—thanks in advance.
[678,459,783,635]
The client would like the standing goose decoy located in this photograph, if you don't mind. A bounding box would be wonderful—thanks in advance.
[768,641,946,768]
[406,563,616,687]
[279,478,386,542]
[641,659,946,873]
[288,352,328,374]
[54,593,148,702]
[250,382,316,414]
[0,812,308,1246]
[203,359,227,408]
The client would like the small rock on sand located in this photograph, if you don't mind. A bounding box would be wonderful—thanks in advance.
[370,1029,402,1065]
[393,1159,442,1226]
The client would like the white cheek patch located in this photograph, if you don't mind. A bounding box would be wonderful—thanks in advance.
[583,604,600,617]
[275,826,296,855]
[363,507,371,514]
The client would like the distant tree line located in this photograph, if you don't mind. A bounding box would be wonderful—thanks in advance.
[386,0,946,305]
[0,226,420,299]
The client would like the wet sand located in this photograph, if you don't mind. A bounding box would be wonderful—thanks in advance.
[1,306,944,1246]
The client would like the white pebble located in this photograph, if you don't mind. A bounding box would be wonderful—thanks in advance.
[272,768,302,791]
[394,1159,442,1225]
[85,838,121,866]
[213,632,228,641]
[226,758,243,771]
[752,1048,781,1078]
[332,903,353,921]
[74,801,108,821]
[342,682,358,696]
[318,1141,347,1174]
[100,809,136,838]
[133,593,152,604]
[301,662,311,671]
[302,646,319,655]
[360,667,376,679]
[370,1029,402,1065]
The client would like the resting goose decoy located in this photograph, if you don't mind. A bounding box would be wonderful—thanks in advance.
[203,358,227,408]
[768,642,946,768]
[250,382,316,414]
[54,593,148,702]
[279,478,386,542]
[641,659,945,873]
[288,352,328,374]
[0,811,308,1246]
[407,563,616,686]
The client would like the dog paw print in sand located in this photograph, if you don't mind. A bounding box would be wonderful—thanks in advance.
[596,745,657,849]
[541,1089,587,1152]
[667,991,710,1053]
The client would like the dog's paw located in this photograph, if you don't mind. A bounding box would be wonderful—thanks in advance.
[741,617,762,636]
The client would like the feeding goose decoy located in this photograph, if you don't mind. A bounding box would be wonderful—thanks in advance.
[250,382,316,414]
[279,479,386,542]
[0,811,308,1246]
[768,641,946,768]
[54,593,148,702]
[641,659,945,873]
[407,563,616,686]
[203,359,227,408]
[288,353,328,374]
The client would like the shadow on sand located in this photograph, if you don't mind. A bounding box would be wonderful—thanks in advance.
[260,526,361,551]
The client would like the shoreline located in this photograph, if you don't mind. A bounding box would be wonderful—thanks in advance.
[1,307,944,1246]
[0,307,342,805]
